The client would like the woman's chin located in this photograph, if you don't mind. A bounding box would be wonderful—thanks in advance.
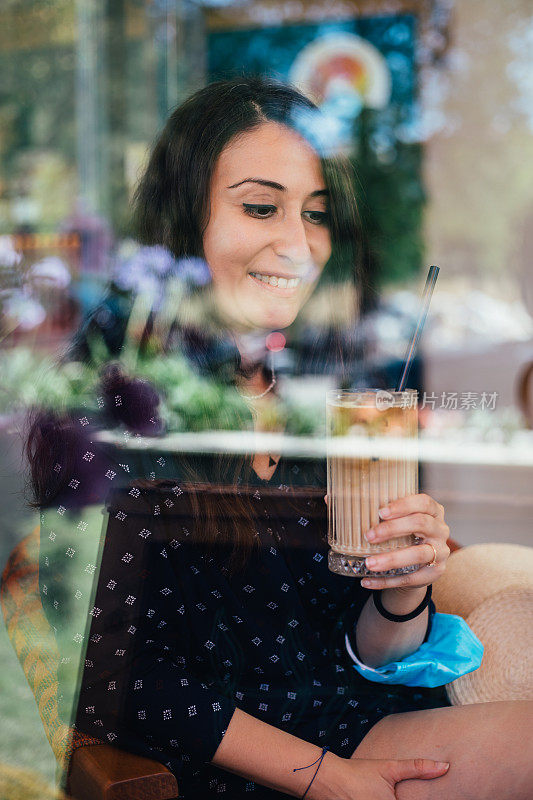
[253,307,297,332]
[218,298,299,333]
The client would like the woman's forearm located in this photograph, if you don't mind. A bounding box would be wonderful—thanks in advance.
[355,587,429,667]
[211,707,343,799]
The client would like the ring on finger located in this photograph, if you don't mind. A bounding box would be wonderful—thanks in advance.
[426,541,438,567]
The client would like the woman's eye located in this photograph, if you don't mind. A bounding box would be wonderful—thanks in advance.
[303,210,329,226]
[242,204,276,219]
[242,205,329,225]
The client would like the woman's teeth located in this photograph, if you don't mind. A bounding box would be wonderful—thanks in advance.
[249,273,300,288]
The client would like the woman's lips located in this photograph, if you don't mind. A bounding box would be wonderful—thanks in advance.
[249,271,301,287]
[248,272,302,296]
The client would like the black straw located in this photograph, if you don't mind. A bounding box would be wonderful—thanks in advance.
[396,265,440,392]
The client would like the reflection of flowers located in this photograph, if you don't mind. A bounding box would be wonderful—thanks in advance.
[112,243,212,365]
[114,244,177,294]
[0,238,74,341]
[100,363,163,435]
[3,289,46,331]
[0,235,22,270]
[0,236,24,321]
[0,345,323,437]
[113,243,211,301]
[28,256,71,289]
[176,256,211,288]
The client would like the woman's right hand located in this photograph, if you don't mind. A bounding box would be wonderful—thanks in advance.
[312,752,450,799]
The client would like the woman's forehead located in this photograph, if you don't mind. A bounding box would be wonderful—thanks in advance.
[214,121,325,191]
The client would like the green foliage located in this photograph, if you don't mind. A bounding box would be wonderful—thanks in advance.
[0,349,99,414]
[0,346,325,436]
[283,397,325,436]
[136,353,255,434]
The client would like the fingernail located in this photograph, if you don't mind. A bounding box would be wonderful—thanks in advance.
[366,529,376,541]
[436,762,450,770]
[365,557,377,568]
[379,507,391,518]
[361,579,372,587]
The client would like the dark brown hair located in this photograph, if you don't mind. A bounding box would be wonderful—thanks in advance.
[132,75,361,281]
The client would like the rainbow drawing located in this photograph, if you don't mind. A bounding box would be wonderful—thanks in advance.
[289,32,391,112]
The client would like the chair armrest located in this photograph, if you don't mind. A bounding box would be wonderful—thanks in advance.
[67,745,179,800]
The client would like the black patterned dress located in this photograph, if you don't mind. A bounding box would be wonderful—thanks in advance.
[40,452,449,799]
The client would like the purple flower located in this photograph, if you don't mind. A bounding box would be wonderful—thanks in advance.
[100,364,163,435]
[174,257,211,287]
[113,244,211,295]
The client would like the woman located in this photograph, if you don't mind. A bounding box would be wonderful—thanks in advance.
[31,77,532,800]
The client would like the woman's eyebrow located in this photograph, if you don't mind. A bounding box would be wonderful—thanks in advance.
[227,178,328,198]
[227,178,284,191]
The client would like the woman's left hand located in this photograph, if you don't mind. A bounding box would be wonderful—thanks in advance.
[360,493,450,590]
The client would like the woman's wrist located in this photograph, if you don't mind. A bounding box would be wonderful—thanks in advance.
[379,585,428,616]
[212,708,345,798]
[306,752,347,800]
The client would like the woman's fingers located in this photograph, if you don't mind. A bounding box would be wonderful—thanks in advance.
[386,759,450,784]
[378,493,445,521]
[360,564,444,589]
[366,512,447,543]
[361,538,450,587]
[364,541,446,574]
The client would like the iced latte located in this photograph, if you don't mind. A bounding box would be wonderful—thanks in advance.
[326,389,420,577]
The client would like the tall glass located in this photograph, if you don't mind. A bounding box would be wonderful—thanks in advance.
[326,388,421,577]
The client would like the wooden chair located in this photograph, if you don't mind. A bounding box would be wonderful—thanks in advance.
[0,526,179,800]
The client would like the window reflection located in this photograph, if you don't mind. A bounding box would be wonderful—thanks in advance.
[1,3,532,798]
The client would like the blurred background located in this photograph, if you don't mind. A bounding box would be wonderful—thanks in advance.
[1,0,532,793]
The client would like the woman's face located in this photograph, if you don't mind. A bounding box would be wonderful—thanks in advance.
[202,121,332,333]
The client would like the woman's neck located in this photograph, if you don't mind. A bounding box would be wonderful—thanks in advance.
[232,331,283,479]
[233,331,273,396]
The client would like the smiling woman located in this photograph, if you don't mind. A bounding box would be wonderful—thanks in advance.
[132,77,362,348]
[202,122,332,332]
[26,76,533,800]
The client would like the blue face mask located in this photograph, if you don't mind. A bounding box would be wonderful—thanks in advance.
[346,613,484,688]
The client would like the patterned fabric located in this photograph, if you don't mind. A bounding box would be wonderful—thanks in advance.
[37,448,448,799]
[4,447,449,799]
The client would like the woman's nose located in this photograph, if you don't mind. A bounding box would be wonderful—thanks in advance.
[272,214,312,267]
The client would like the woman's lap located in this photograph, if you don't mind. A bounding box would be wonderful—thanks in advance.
[351,700,533,800]
[329,682,451,756]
